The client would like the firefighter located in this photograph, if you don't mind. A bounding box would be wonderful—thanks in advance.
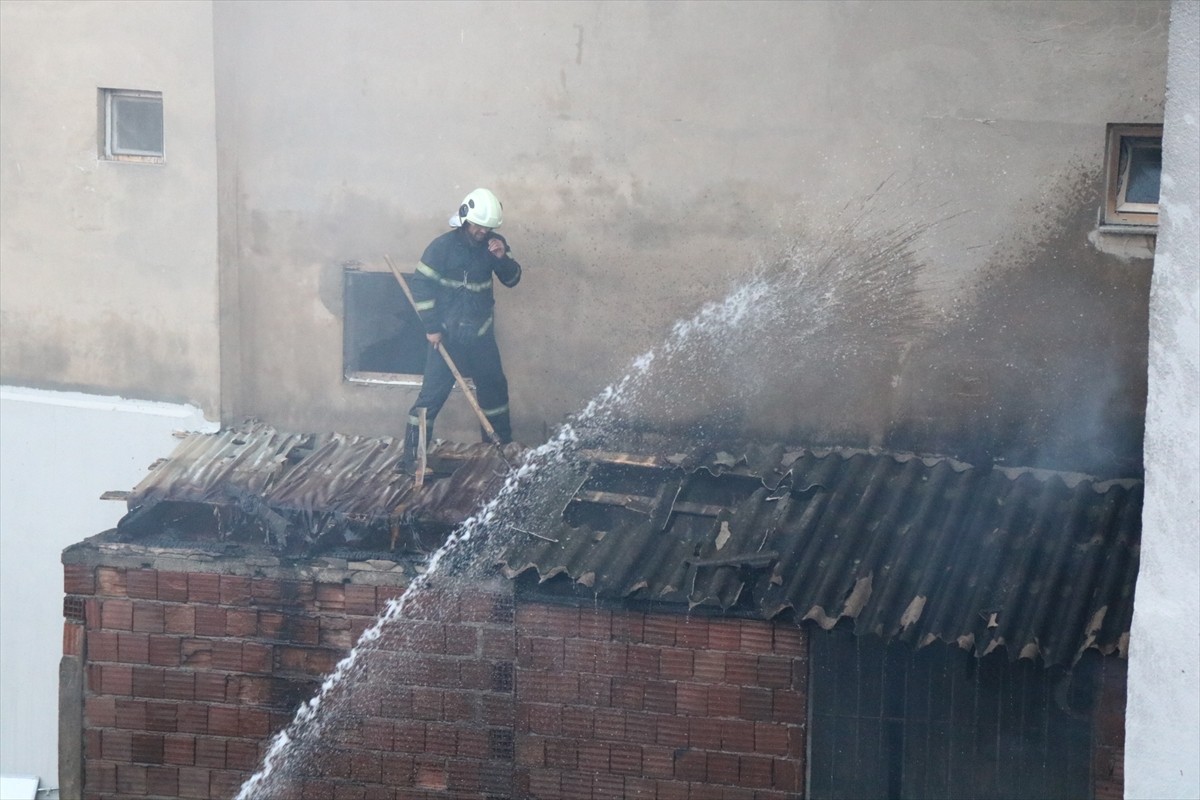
[403,188,522,468]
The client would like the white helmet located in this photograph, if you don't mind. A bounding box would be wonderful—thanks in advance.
[458,188,503,228]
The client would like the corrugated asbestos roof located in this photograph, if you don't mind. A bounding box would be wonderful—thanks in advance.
[117,423,1140,668]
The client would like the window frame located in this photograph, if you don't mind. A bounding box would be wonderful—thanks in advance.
[342,265,429,387]
[1101,123,1163,231]
[98,88,165,164]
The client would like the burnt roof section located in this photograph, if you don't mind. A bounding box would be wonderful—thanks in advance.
[113,423,1140,667]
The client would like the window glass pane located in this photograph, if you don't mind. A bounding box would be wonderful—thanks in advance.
[343,270,427,377]
[112,95,163,155]
[1124,140,1161,204]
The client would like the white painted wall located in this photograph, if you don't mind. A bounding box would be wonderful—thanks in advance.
[0,386,216,788]
[1126,1,1200,798]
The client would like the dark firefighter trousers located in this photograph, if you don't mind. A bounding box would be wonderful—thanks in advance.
[405,329,512,456]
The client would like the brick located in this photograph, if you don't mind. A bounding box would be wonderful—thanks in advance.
[97,663,134,696]
[235,675,272,705]
[693,650,726,682]
[610,676,644,710]
[257,610,284,639]
[576,607,612,640]
[642,614,678,646]
[675,616,710,649]
[178,766,210,799]
[127,569,159,599]
[578,741,611,772]
[250,576,283,602]
[129,731,165,765]
[772,756,801,791]
[117,632,150,663]
[64,621,85,656]
[315,583,346,611]
[243,641,273,674]
[594,708,625,740]
[707,751,739,784]
[227,738,261,771]
[85,760,118,793]
[147,765,179,796]
[195,606,227,637]
[132,601,165,633]
[521,636,565,670]
[593,771,624,798]
[515,734,545,767]
[132,666,165,699]
[741,687,774,721]
[757,655,792,688]
[660,647,694,680]
[393,720,425,753]
[164,605,196,635]
[544,738,578,769]
[520,703,563,736]
[610,611,644,643]
[519,604,579,636]
[86,696,117,727]
[771,689,804,723]
[116,762,148,795]
[345,584,378,615]
[226,608,258,637]
[220,575,253,605]
[102,729,133,761]
[148,635,182,667]
[210,770,245,800]
[754,722,790,756]
[772,624,806,655]
[351,750,382,783]
[194,672,228,703]
[656,716,690,748]
[96,566,128,597]
[195,737,225,768]
[721,719,757,751]
[187,573,221,604]
[561,706,593,739]
[643,680,676,714]
[163,734,196,765]
[212,640,243,671]
[527,768,561,797]
[177,704,209,734]
[677,683,707,716]
[115,699,147,730]
[559,770,592,799]
[708,685,741,718]
[163,671,196,701]
[209,706,240,736]
[689,717,723,750]
[674,748,706,781]
[101,599,134,630]
[736,754,772,788]
[442,690,478,722]
[84,598,102,630]
[610,743,643,776]
[522,671,580,705]
[482,693,515,726]
[707,619,742,651]
[153,571,188,602]
[480,627,514,660]
[145,701,178,732]
[65,564,96,595]
[627,644,661,677]
[726,652,759,685]
[86,628,117,662]
[239,707,271,737]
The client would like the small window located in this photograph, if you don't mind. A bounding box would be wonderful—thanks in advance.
[1102,123,1162,230]
[343,266,428,385]
[99,89,164,163]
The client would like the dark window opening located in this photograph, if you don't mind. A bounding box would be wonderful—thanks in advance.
[808,627,1095,800]
[1102,123,1163,230]
[99,88,164,163]
[343,267,428,384]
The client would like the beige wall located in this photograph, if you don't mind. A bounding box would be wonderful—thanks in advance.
[212,0,1167,476]
[0,0,221,414]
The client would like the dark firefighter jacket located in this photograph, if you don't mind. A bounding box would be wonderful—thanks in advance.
[410,228,522,342]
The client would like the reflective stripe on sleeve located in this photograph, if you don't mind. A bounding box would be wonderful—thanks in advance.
[477,316,494,336]
[482,403,509,418]
[414,299,435,311]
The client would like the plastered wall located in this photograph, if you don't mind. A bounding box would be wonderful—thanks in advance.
[0,0,221,414]
[211,0,1167,476]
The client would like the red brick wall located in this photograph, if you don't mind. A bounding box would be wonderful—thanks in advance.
[513,604,807,799]
[64,560,1127,800]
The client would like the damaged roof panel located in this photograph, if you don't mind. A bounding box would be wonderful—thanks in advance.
[116,423,1140,668]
